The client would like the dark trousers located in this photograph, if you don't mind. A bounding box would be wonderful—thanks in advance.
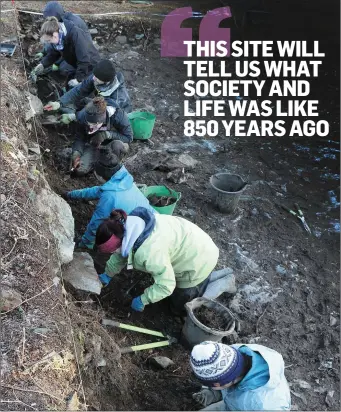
[169,274,211,316]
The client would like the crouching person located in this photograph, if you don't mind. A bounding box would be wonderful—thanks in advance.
[64,141,155,262]
[190,341,291,411]
[95,207,220,314]
[71,96,132,177]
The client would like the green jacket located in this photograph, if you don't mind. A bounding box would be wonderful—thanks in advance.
[105,214,219,305]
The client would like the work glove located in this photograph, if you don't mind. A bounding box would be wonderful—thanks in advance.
[68,78,80,88]
[193,388,222,407]
[34,51,44,60]
[31,63,44,76]
[51,64,59,72]
[60,113,76,125]
[131,296,144,312]
[44,101,61,111]
[98,273,112,286]
[90,131,110,147]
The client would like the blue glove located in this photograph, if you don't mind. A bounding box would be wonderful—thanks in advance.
[131,296,144,312]
[98,273,112,286]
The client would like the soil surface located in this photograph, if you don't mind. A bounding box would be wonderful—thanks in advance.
[1,1,339,411]
[194,306,228,331]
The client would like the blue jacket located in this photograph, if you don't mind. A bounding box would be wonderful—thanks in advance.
[68,166,155,246]
[222,344,291,410]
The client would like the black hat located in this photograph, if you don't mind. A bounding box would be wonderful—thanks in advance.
[95,141,128,181]
[93,60,116,83]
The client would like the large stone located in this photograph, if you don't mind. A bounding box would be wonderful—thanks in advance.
[1,287,22,312]
[178,154,198,169]
[63,252,102,295]
[35,188,75,264]
[25,93,44,121]
[149,356,174,369]
[116,35,127,44]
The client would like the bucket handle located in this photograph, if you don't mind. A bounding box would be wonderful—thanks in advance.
[131,116,148,122]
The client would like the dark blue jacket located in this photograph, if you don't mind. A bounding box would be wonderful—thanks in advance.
[41,18,100,81]
[43,1,90,36]
[72,107,133,156]
[60,72,132,113]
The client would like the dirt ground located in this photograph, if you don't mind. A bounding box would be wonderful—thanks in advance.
[1,1,340,411]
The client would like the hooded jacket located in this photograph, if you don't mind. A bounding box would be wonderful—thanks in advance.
[105,208,219,305]
[221,344,291,410]
[41,18,100,82]
[43,1,90,36]
[72,106,133,157]
[60,72,132,113]
[68,167,155,246]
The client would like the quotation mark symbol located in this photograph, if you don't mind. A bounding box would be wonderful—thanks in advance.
[161,7,231,57]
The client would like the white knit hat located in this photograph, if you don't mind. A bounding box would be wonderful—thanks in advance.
[190,341,244,387]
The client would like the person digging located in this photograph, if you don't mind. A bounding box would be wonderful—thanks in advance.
[43,59,132,121]
[94,207,236,314]
[62,140,156,265]
[66,96,133,177]
[31,16,100,89]
[190,341,291,411]
[34,1,93,77]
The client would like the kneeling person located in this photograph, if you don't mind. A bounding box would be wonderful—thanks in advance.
[71,96,132,177]
[191,341,291,411]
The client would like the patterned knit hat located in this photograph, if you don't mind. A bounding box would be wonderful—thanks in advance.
[190,341,245,387]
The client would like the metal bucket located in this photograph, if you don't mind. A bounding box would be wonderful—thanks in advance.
[181,297,236,348]
[210,173,247,213]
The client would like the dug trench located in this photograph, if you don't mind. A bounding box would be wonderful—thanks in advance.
[2,4,339,411]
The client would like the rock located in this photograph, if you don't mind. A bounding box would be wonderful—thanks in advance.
[263,212,272,220]
[32,33,39,40]
[28,143,41,156]
[25,93,43,121]
[0,194,6,204]
[111,22,117,29]
[63,252,102,294]
[66,391,80,411]
[32,327,50,335]
[153,38,161,45]
[135,33,144,39]
[97,358,107,367]
[171,112,180,121]
[35,187,75,264]
[149,356,174,369]
[167,168,187,184]
[178,154,198,169]
[234,244,259,272]
[1,288,22,312]
[126,50,140,59]
[314,387,327,394]
[179,208,196,218]
[291,390,307,405]
[276,265,287,276]
[116,35,127,44]
[251,208,258,216]
[319,360,333,369]
[89,28,98,34]
[293,379,311,390]
[325,390,334,407]
[330,314,338,326]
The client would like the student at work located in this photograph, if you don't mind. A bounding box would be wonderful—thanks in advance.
[190,341,291,411]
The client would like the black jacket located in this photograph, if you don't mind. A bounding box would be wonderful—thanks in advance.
[72,108,133,156]
[41,19,100,81]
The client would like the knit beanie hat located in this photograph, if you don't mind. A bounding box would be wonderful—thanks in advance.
[190,342,245,387]
[95,141,128,181]
[93,60,116,83]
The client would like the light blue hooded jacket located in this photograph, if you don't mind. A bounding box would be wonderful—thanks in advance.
[222,344,291,411]
[68,166,155,247]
